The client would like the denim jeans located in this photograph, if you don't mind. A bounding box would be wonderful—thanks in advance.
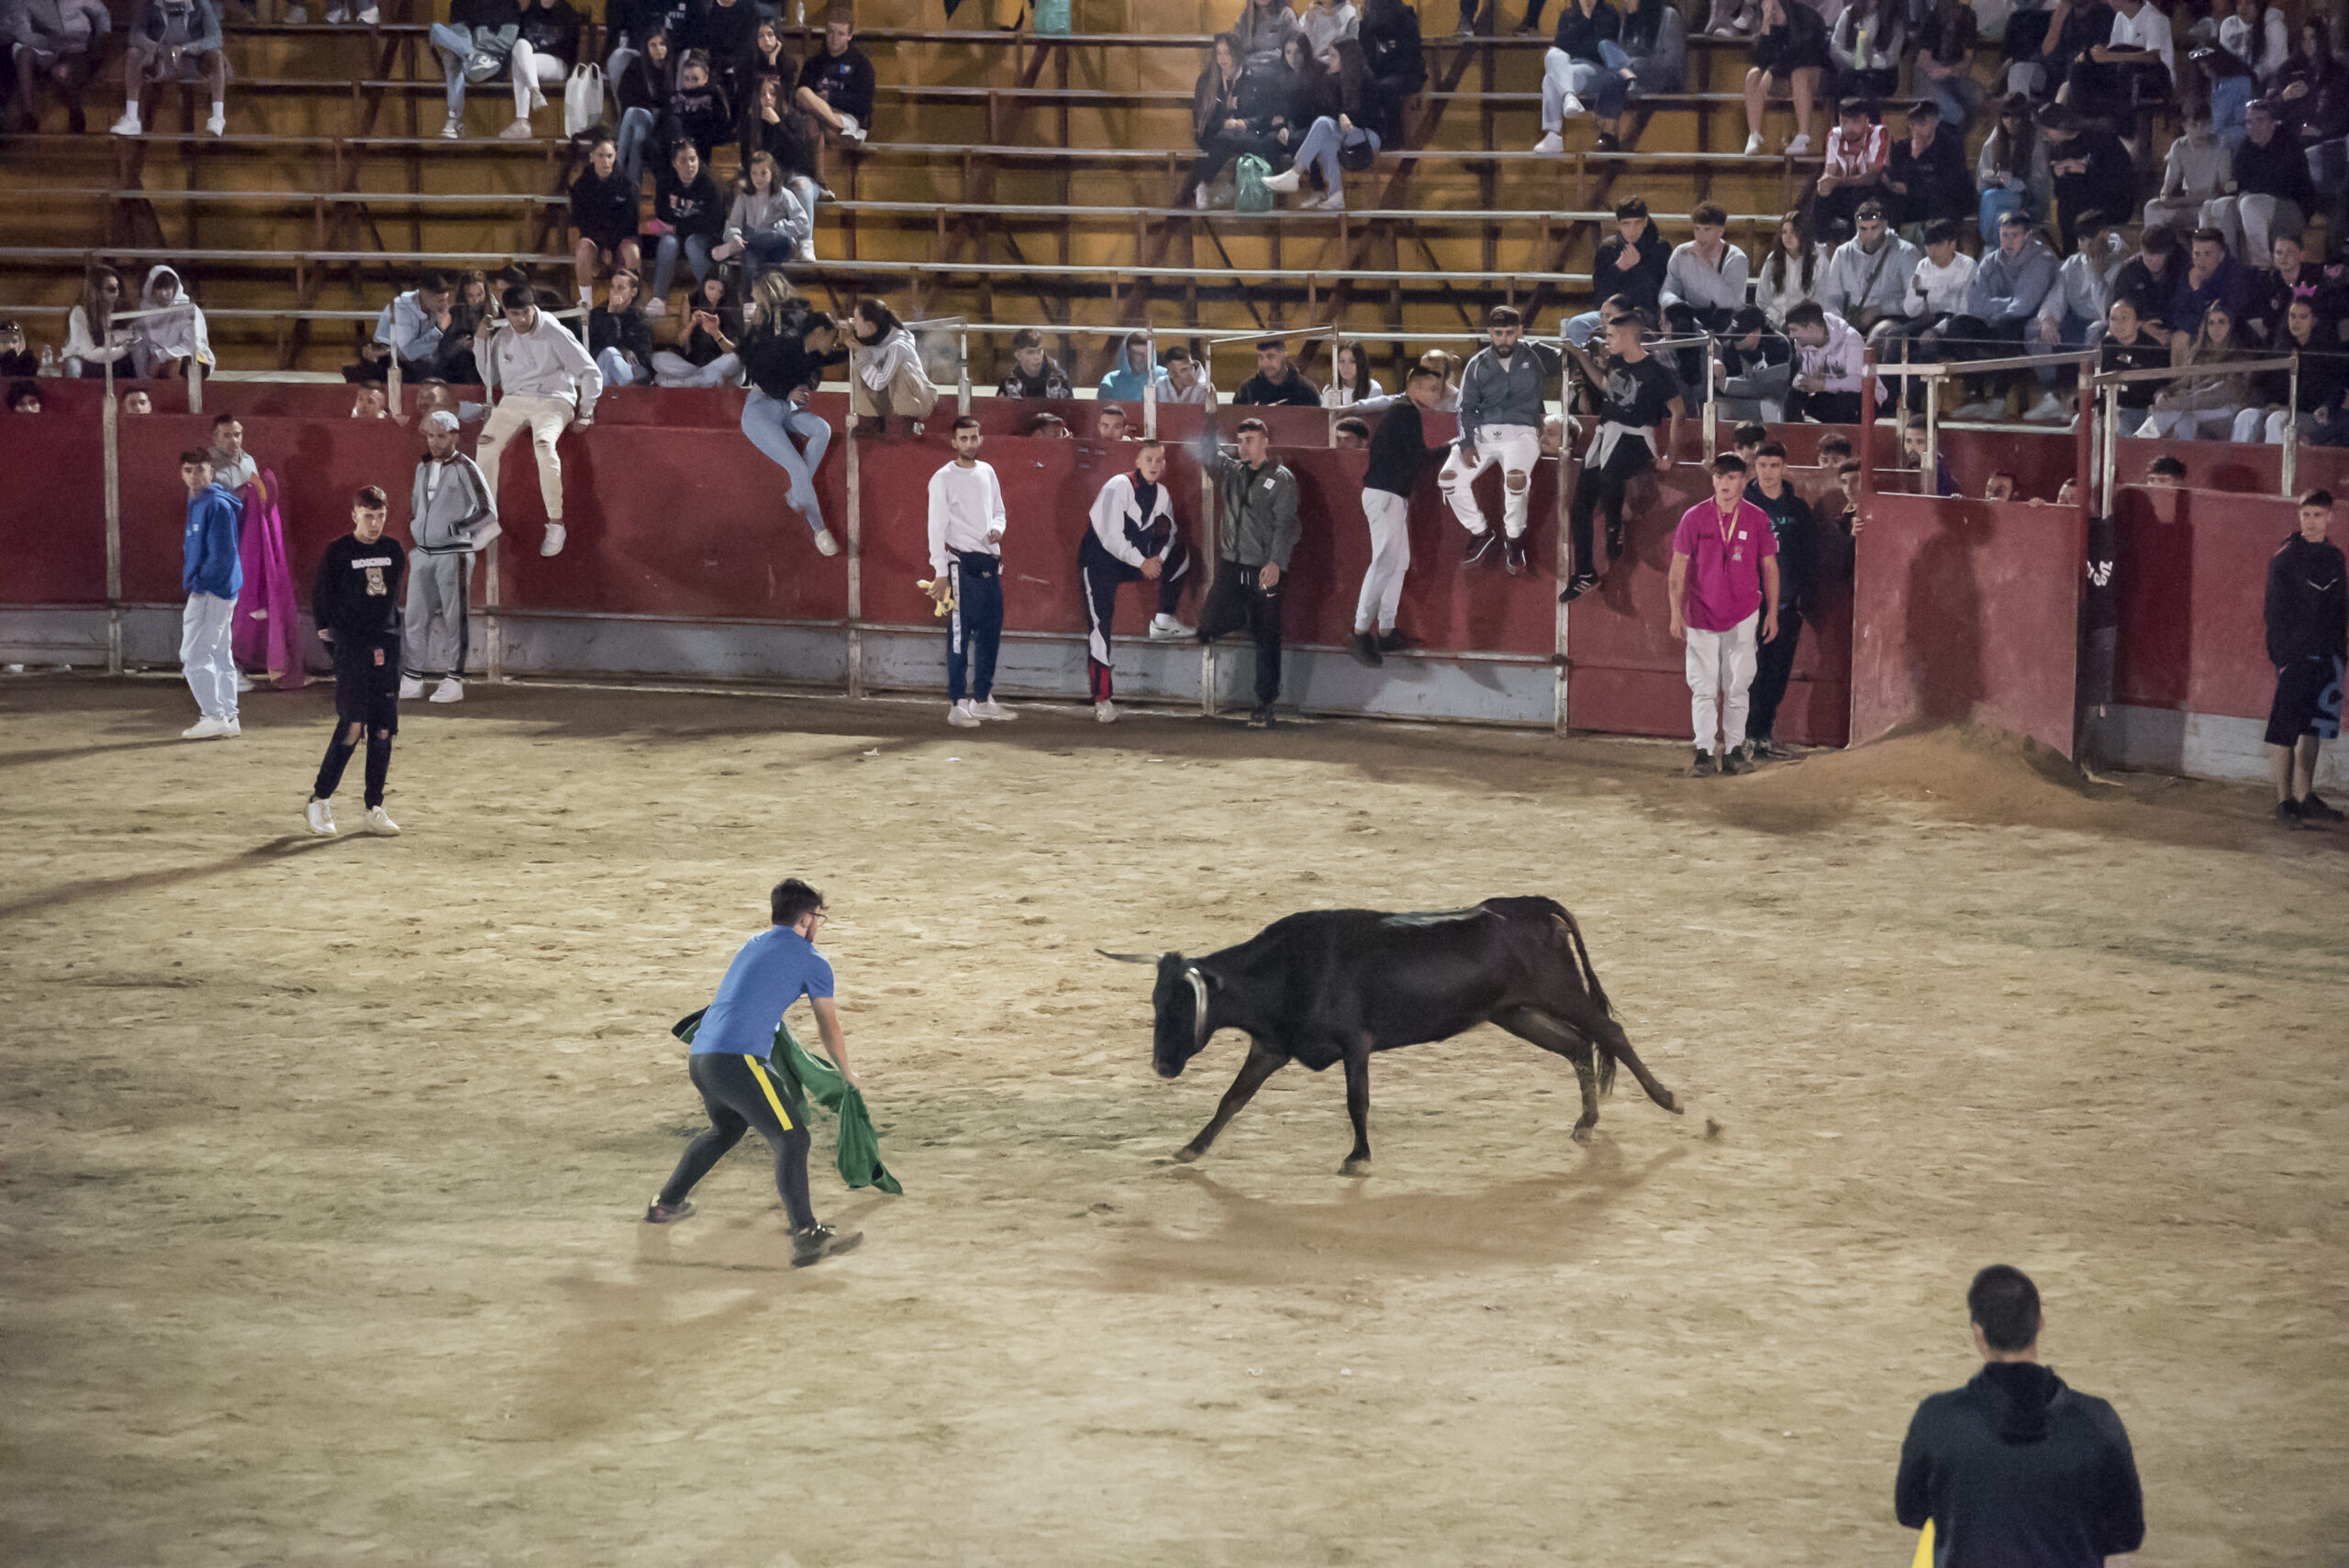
[1978,185,2025,245]
[651,232,715,300]
[615,105,658,187]
[1291,115,1380,192]
[740,389,832,531]
[429,21,473,117]
[595,345,647,387]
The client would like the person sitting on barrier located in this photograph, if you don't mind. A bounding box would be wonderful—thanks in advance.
[1562,311,1687,600]
[2266,489,2348,828]
[2233,299,2347,442]
[1566,197,1671,345]
[2143,453,2187,485]
[929,417,1014,728]
[1351,349,1464,413]
[1260,39,1388,209]
[1712,306,1796,423]
[1900,416,1960,495]
[1099,331,1172,403]
[997,329,1074,399]
[6,0,108,133]
[1944,208,2060,421]
[588,268,654,388]
[132,263,213,381]
[1782,299,1882,424]
[2095,296,2169,426]
[794,8,874,151]
[500,0,579,140]
[1661,201,1750,335]
[1741,0,1831,156]
[1741,441,1814,761]
[712,150,813,289]
[612,28,673,182]
[1530,0,1636,156]
[1096,405,1132,442]
[1322,337,1385,407]
[1234,338,1322,406]
[112,0,228,139]
[1191,416,1302,729]
[2024,211,2122,418]
[1821,201,1919,342]
[1162,346,1220,406]
[1984,469,2016,499]
[570,134,644,314]
[847,296,939,439]
[1333,415,1372,449]
[1349,362,1450,667]
[2139,300,2250,439]
[1081,439,1197,722]
[736,274,843,555]
[6,380,40,413]
[740,74,823,265]
[644,140,724,317]
[652,272,742,388]
[474,282,601,559]
[1671,452,1778,776]
[431,0,519,140]
[2143,104,2230,234]
[1443,305,1562,576]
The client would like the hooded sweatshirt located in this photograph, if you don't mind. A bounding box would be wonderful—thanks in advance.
[183,480,244,599]
[131,0,221,55]
[1821,231,1921,324]
[1965,235,2061,325]
[1895,1362,2143,1568]
[137,264,212,368]
[6,0,109,55]
[408,450,495,554]
[2266,531,2349,666]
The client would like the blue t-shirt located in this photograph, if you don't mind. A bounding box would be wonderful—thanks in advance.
[690,926,835,1058]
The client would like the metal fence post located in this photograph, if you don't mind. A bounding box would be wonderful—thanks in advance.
[103,354,122,677]
[957,327,971,417]
[1555,329,1574,737]
[1143,324,1158,440]
[846,420,864,699]
[2283,350,2300,496]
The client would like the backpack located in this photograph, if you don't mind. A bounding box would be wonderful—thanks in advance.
[1233,154,1274,213]
[562,63,606,139]
[1031,0,1071,33]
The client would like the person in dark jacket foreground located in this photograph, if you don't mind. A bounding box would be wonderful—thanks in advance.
[2265,490,2348,828]
[1895,1264,2145,1568]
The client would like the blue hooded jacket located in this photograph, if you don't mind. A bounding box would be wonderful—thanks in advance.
[182,480,244,600]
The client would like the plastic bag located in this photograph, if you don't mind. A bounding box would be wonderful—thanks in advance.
[562,62,606,138]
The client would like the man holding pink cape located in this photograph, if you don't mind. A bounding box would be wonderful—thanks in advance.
[208,415,304,691]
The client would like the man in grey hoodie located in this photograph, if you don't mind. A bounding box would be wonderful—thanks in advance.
[1439,304,1562,575]
[475,283,600,557]
[399,411,497,704]
[1946,208,2060,420]
[1820,202,1920,336]
[1192,416,1302,728]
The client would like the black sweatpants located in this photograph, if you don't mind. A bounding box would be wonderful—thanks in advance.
[659,1051,816,1230]
[1198,562,1286,708]
[1568,436,1653,582]
[1747,606,1805,741]
[315,634,400,808]
[1080,527,1193,701]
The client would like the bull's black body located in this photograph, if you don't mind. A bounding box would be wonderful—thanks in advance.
[1141,896,1680,1173]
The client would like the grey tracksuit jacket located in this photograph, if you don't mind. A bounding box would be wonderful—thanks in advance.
[1456,341,1561,435]
[408,452,495,552]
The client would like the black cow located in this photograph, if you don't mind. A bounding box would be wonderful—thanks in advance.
[1106,895,1681,1174]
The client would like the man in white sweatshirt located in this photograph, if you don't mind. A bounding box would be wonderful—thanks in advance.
[926,416,1013,728]
[474,283,600,558]
[1878,217,1977,406]
[1079,439,1193,722]
[1783,299,1879,424]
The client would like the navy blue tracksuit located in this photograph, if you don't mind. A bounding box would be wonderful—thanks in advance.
[947,549,1003,704]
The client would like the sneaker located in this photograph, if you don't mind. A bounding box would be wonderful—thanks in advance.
[498,119,534,140]
[641,295,667,318]
[285,2,306,18]
[947,700,980,728]
[1559,573,1598,603]
[110,108,141,136]
[797,238,818,265]
[974,697,1016,721]
[1532,131,1564,153]
[1246,704,1275,729]
[540,522,566,557]
[1504,536,1530,576]
[429,677,462,703]
[528,84,547,111]
[305,795,337,835]
[440,114,462,139]
[1692,748,1720,777]
[235,672,256,692]
[2133,417,2164,439]
[357,2,377,18]
[791,1222,862,1267]
[1194,183,1213,211]
[181,715,235,740]
[1375,629,1414,653]
[1722,746,1755,775]
[812,528,841,557]
[1558,93,1585,118]
[362,805,401,835]
[206,105,225,136]
[2023,392,2068,422]
[2299,792,2345,823]
[1146,613,1191,641]
[324,3,346,18]
[643,1198,694,1224]
[1261,166,1302,195]
[398,675,426,700]
[1297,191,1336,211]
[1463,528,1498,566]
[2276,798,2306,829]
[1095,699,1118,723]
[1753,733,1796,761]
[1353,629,1385,668]
[1950,400,2003,422]
[1742,130,1763,155]
[1785,132,1812,155]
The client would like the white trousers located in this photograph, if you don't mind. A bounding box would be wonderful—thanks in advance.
[2232,406,2299,444]
[477,394,573,520]
[509,43,564,118]
[181,592,239,720]
[1355,488,1412,633]
[2199,194,2300,272]
[1438,423,1542,538]
[2139,405,2240,440]
[1686,610,1759,751]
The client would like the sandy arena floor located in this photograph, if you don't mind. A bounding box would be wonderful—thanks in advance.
[1,676,2343,1567]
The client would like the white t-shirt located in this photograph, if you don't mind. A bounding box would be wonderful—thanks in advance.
[1906,252,1977,318]
[2107,1,2174,74]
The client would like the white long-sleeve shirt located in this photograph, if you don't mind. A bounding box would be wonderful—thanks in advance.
[1661,240,1752,316]
[928,459,1007,574]
[1799,310,1867,394]
[2106,0,2173,75]
[1087,472,1176,566]
[483,309,602,416]
[1904,251,1977,318]
[856,326,921,392]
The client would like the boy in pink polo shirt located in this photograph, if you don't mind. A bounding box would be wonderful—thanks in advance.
[1670,453,1781,776]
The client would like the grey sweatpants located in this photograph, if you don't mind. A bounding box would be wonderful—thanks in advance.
[403,550,473,680]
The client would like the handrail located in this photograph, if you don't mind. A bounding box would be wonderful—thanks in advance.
[2090,355,2298,384]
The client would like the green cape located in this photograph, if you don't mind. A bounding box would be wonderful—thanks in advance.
[672,1008,903,1196]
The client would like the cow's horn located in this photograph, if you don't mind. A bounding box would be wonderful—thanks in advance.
[1095,949,1156,964]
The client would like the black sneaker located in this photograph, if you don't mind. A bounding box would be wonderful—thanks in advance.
[1504,536,1530,575]
[1463,529,1499,567]
[1376,628,1415,653]
[1605,517,1625,559]
[2299,792,2344,824]
[791,1222,863,1268]
[2276,798,2308,829]
[1692,748,1719,777]
[1722,746,1754,776]
[1559,573,1598,603]
[1246,705,1275,729]
[1352,630,1384,668]
[1754,733,1796,761]
[643,1198,694,1225]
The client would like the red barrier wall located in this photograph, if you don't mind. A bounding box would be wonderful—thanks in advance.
[1849,495,2087,756]
[2110,485,2307,722]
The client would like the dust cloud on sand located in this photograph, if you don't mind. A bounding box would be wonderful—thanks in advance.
[2,679,2343,1566]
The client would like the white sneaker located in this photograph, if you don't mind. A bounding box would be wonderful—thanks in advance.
[947,700,980,728]
[974,698,1017,721]
[306,795,337,835]
[429,677,462,703]
[2023,392,2069,422]
[642,295,666,318]
[1742,131,1763,155]
[1951,400,2001,421]
[362,805,401,836]
[398,675,426,700]
[111,108,142,136]
[797,238,818,265]
[235,672,256,692]
[1261,166,1302,195]
[2134,417,2164,439]
[206,105,225,136]
[540,522,566,557]
[1146,613,1191,641]
[181,715,235,740]
[1785,132,1812,155]
[357,3,377,18]
[325,2,346,18]
[1558,93,1585,118]
[1533,131,1564,153]
[285,2,307,18]
[1194,183,1212,211]
[440,115,462,139]
[1096,699,1118,723]
[499,119,534,140]
[837,112,864,145]
[812,528,841,557]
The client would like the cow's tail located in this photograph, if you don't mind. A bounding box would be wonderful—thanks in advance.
[1546,902,1618,1099]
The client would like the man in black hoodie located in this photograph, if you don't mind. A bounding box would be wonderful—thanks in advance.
[2264,490,2348,829]
[1896,1265,2144,1567]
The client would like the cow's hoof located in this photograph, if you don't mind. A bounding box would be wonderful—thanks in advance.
[1570,1122,1595,1144]
[1173,1146,1203,1164]
[1340,1157,1372,1177]
[1664,1091,1684,1115]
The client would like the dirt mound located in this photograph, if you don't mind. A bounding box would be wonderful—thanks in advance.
[1708,725,2159,837]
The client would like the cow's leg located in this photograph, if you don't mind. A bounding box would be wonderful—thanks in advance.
[1566,1002,1681,1115]
[1496,1006,1604,1142]
[1175,1039,1286,1162]
[1340,1034,1373,1176]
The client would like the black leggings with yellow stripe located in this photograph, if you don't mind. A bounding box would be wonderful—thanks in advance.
[660,1051,816,1230]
